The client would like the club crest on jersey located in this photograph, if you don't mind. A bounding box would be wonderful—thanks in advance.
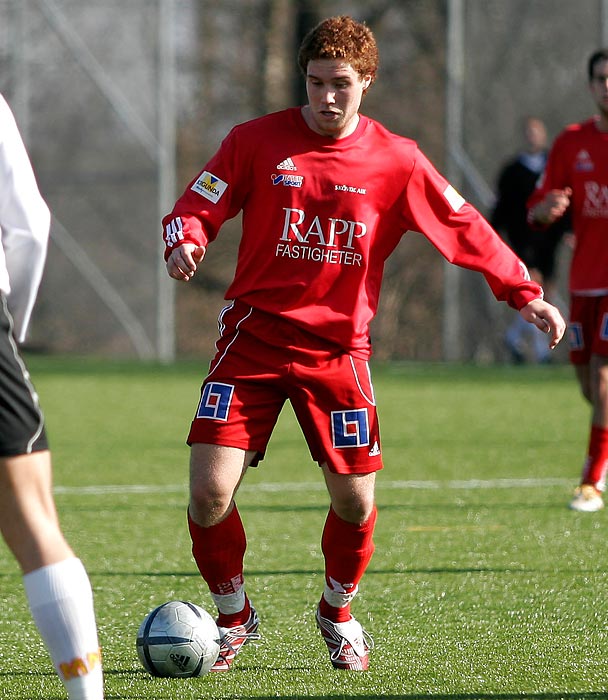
[191,171,228,204]
[331,409,370,449]
[272,173,304,188]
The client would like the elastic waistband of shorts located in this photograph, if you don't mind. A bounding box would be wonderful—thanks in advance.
[226,299,345,355]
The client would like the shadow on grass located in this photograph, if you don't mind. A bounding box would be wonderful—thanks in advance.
[230,695,608,700]
[102,690,606,700]
[217,695,608,700]
[71,563,607,578]
[2,669,605,700]
[1,562,605,580]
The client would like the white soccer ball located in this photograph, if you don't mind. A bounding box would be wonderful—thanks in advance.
[136,601,220,678]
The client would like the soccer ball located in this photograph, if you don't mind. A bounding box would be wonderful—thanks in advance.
[136,601,220,677]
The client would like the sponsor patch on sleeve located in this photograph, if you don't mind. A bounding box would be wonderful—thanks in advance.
[191,171,228,204]
[443,184,465,212]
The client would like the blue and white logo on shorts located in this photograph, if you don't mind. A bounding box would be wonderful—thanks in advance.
[601,313,608,341]
[569,322,584,351]
[331,409,369,448]
[197,382,234,421]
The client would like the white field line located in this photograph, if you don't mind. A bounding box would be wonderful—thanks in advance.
[54,477,572,496]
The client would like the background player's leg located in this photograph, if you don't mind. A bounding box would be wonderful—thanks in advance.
[576,357,608,505]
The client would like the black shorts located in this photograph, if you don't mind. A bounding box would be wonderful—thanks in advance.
[0,295,48,456]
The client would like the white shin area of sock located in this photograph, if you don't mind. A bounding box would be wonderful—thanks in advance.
[210,587,246,616]
[323,582,359,608]
[23,557,104,700]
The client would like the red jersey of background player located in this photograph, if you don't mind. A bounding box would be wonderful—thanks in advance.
[163,107,541,358]
[528,117,608,294]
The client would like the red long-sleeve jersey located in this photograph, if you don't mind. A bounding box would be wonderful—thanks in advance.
[163,107,541,358]
[528,117,608,295]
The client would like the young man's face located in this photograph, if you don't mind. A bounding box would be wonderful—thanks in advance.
[589,58,608,116]
[304,59,371,139]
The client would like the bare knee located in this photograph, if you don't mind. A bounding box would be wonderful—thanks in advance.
[189,443,254,527]
[322,466,376,524]
[189,480,233,527]
[331,496,374,524]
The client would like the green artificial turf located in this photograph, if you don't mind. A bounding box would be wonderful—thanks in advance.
[0,358,605,700]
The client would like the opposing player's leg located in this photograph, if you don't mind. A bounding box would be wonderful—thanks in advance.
[0,450,72,571]
[0,457,104,700]
[188,443,260,671]
[0,296,104,699]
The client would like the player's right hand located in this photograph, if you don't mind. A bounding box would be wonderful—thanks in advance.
[166,243,206,281]
[533,187,572,225]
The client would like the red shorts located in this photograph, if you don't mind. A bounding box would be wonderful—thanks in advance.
[187,301,383,475]
[569,294,608,365]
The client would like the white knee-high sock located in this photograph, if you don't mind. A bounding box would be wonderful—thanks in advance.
[23,557,104,700]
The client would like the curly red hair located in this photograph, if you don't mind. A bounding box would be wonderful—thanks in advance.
[298,15,379,87]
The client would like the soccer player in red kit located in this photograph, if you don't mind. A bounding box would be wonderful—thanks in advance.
[528,48,608,512]
[163,16,565,671]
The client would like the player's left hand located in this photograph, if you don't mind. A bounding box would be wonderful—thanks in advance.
[519,298,566,350]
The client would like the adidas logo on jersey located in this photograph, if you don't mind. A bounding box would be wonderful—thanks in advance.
[368,441,381,457]
[276,157,297,171]
[575,149,594,172]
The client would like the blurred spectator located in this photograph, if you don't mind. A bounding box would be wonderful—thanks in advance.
[492,116,568,363]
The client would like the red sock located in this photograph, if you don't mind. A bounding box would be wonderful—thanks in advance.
[319,506,377,623]
[581,424,608,490]
[188,506,249,625]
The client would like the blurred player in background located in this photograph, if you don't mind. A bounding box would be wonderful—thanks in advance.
[0,94,104,699]
[492,116,567,364]
[163,15,565,672]
[528,48,608,513]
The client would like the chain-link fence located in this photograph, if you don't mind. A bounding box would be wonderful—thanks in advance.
[0,0,605,361]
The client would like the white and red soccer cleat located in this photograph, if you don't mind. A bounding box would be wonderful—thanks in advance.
[210,606,260,672]
[315,606,373,670]
[569,484,605,512]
